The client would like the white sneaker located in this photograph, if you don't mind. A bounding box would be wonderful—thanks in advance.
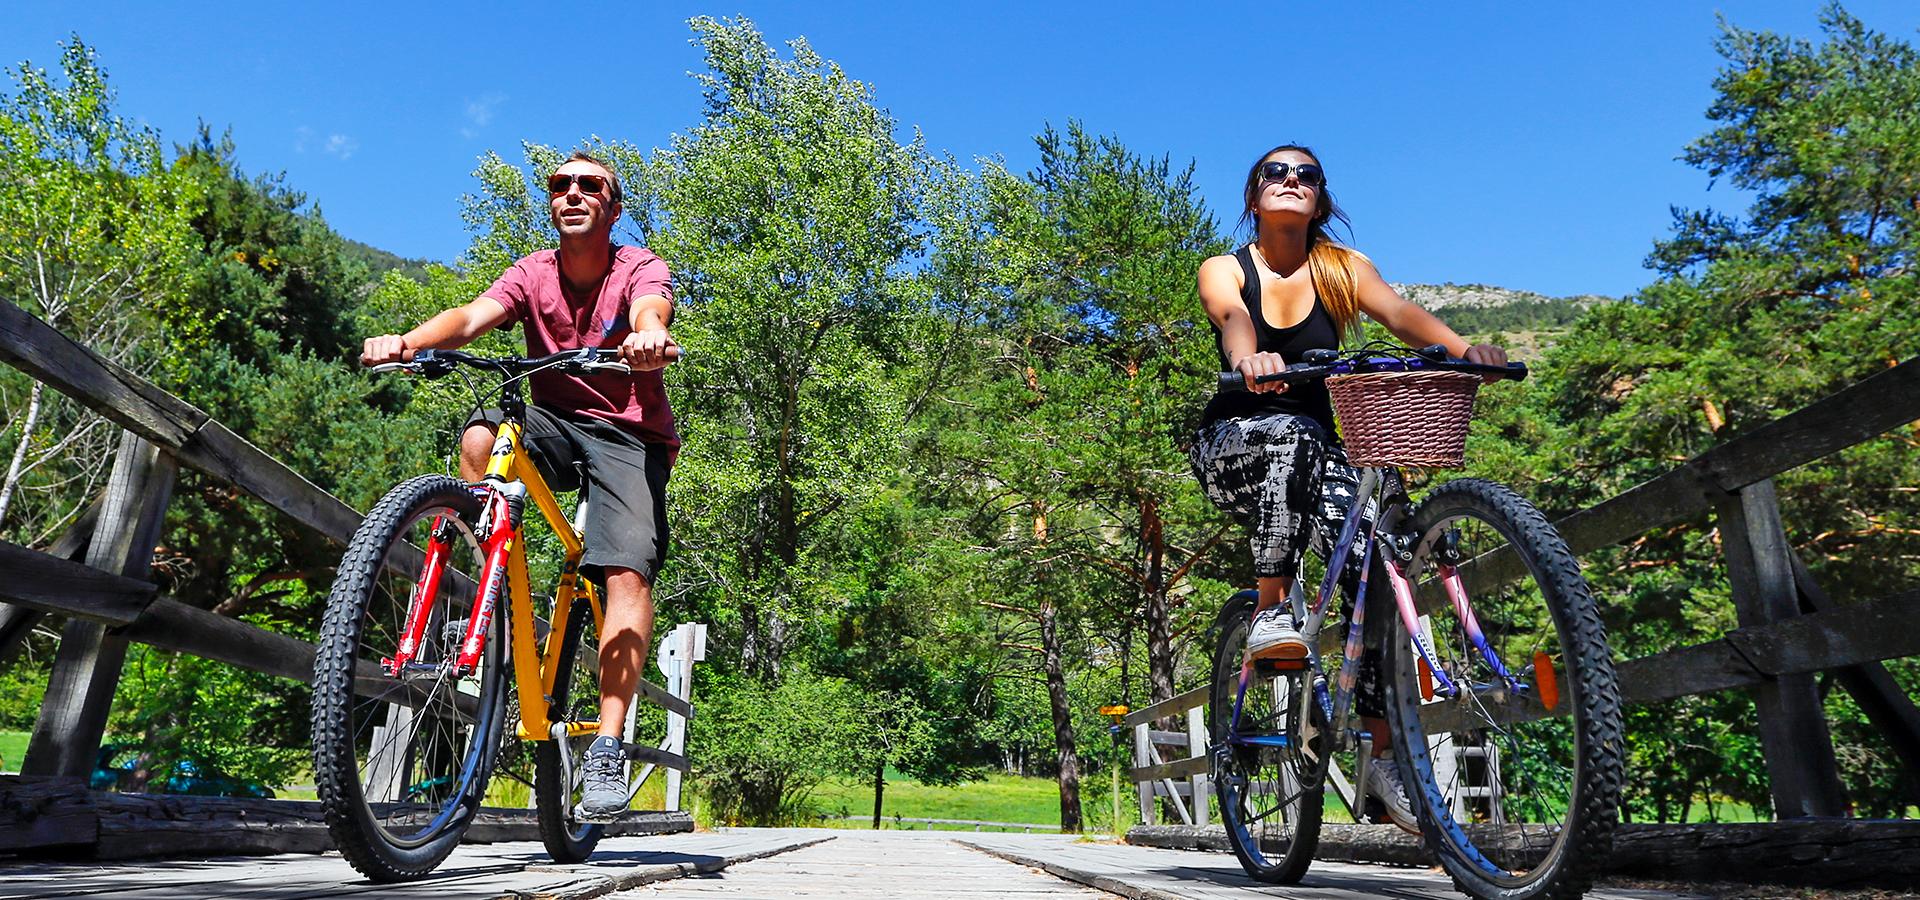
[1368,754,1419,834]
[1246,606,1308,660]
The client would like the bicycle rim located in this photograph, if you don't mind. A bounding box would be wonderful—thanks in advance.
[1208,594,1326,884]
[315,477,507,864]
[1389,478,1622,899]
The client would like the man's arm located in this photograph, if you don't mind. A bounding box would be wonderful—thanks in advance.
[619,293,677,371]
[360,297,513,366]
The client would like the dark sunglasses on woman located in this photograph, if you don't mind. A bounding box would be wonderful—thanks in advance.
[547,173,612,197]
[1259,161,1325,187]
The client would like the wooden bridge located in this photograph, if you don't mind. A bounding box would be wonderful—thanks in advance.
[2,294,1919,896]
[0,828,1740,899]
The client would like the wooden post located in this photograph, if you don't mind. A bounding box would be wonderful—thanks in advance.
[656,622,704,812]
[21,433,176,778]
[1133,722,1153,825]
[1714,479,1848,818]
[1789,552,1920,799]
[1185,705,1209,827]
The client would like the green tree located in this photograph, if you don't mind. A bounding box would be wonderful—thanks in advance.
[628,17,953,681]
[0,37,201,541]
[1472,3,1920,818]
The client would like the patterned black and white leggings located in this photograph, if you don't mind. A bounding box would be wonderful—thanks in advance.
[1189,412,1386,718]
[1188,413,1368,579]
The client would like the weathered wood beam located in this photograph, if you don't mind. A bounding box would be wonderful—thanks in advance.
[0,539,159,625]
[0,299,362,545]
[1416,586,1920,734]
[1121,685,1207,729]
[1129,753,1209,783]
[635,675,694,720]
[0,497,103,666]
[1553,355,1920,556]
[0,301,207,447]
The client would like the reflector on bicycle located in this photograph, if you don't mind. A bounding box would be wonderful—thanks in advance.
[1418,655,1435,702]
[1534,651,1559,711]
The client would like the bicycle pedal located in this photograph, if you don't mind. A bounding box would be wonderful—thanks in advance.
[1256,658,1309,673]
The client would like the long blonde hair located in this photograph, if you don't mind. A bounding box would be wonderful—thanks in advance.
[1239,144,1366,341]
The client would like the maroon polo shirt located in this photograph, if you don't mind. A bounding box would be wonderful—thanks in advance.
[483,245,678,453]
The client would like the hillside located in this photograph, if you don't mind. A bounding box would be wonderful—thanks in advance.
[1392,282,1617,358]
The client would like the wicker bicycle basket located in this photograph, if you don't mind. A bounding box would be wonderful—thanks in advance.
[1327,370,1482,469]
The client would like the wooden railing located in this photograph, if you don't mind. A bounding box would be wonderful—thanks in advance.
[1125,355,1920,823]
[0,300,701,827]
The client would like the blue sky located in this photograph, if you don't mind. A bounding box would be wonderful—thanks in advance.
[5,1,1917,297]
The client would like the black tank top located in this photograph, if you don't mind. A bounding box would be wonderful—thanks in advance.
[1199,245,1340,432]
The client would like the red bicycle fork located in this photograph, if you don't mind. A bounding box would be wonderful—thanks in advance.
[381,490,520,678]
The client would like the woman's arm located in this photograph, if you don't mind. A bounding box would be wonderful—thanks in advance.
[1199,254,1289,394]
[1352,258,1508,367]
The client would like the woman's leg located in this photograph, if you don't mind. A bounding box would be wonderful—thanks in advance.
[1191,414,1326,658]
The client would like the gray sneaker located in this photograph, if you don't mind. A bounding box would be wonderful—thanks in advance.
[1368,753,1419,834]
[575,736,628,822]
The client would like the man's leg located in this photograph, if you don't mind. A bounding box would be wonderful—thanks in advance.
[595,567,655,738]
[460,423,496,482]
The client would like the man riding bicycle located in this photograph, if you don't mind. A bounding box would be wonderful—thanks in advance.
[360,151,677,821]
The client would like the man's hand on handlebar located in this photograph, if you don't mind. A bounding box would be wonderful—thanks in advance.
[1235,352,1290,395]
[619,328,679,372]
[361,335,413,367]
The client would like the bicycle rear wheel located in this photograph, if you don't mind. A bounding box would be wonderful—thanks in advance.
[311,475,509,882]
[1207,591,1328,884]
[535,592,608,861]
[1386,478,1622,900]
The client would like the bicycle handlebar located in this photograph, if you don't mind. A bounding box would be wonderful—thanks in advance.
[1217,345,1526,392]
[368,346,682,379]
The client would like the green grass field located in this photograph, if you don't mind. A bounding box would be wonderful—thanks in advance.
[807,770,1069,828]
[0,729,28,773]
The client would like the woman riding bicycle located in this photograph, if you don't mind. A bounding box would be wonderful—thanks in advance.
[1188,143,1506,829]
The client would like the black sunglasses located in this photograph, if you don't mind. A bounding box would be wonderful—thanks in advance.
[1258,161,1325,187]
[547,172,613,198]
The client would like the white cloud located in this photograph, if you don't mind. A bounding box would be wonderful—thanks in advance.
[324,134,359,160]
[461,92,507,139]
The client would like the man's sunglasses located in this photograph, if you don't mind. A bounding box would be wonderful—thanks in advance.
[1258,161,1325,187]
[547,173,613,197]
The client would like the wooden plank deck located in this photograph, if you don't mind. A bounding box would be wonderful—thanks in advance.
[614,829,1111,898]
[0,830,825,900]
[959,834,1706,900]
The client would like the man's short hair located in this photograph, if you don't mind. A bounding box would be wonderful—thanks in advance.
[563,150,623,204]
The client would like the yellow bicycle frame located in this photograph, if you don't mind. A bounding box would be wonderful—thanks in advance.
[481,420,607,742]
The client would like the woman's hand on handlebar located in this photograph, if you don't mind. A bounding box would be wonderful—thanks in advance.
[1462,343,1509,382]
[1235,352,1289,394]
[619,328,680,372]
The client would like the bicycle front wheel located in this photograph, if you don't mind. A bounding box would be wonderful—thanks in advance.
[1208,591,1328,884]
[535,592,608,861]
[1386,478,1622,900]
[311,475,508,882]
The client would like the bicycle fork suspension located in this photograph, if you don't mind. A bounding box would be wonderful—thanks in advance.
[385,518,457,676]
[1383,557,1527,702]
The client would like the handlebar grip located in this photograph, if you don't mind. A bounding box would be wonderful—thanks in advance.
[1218,371,1247,391]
